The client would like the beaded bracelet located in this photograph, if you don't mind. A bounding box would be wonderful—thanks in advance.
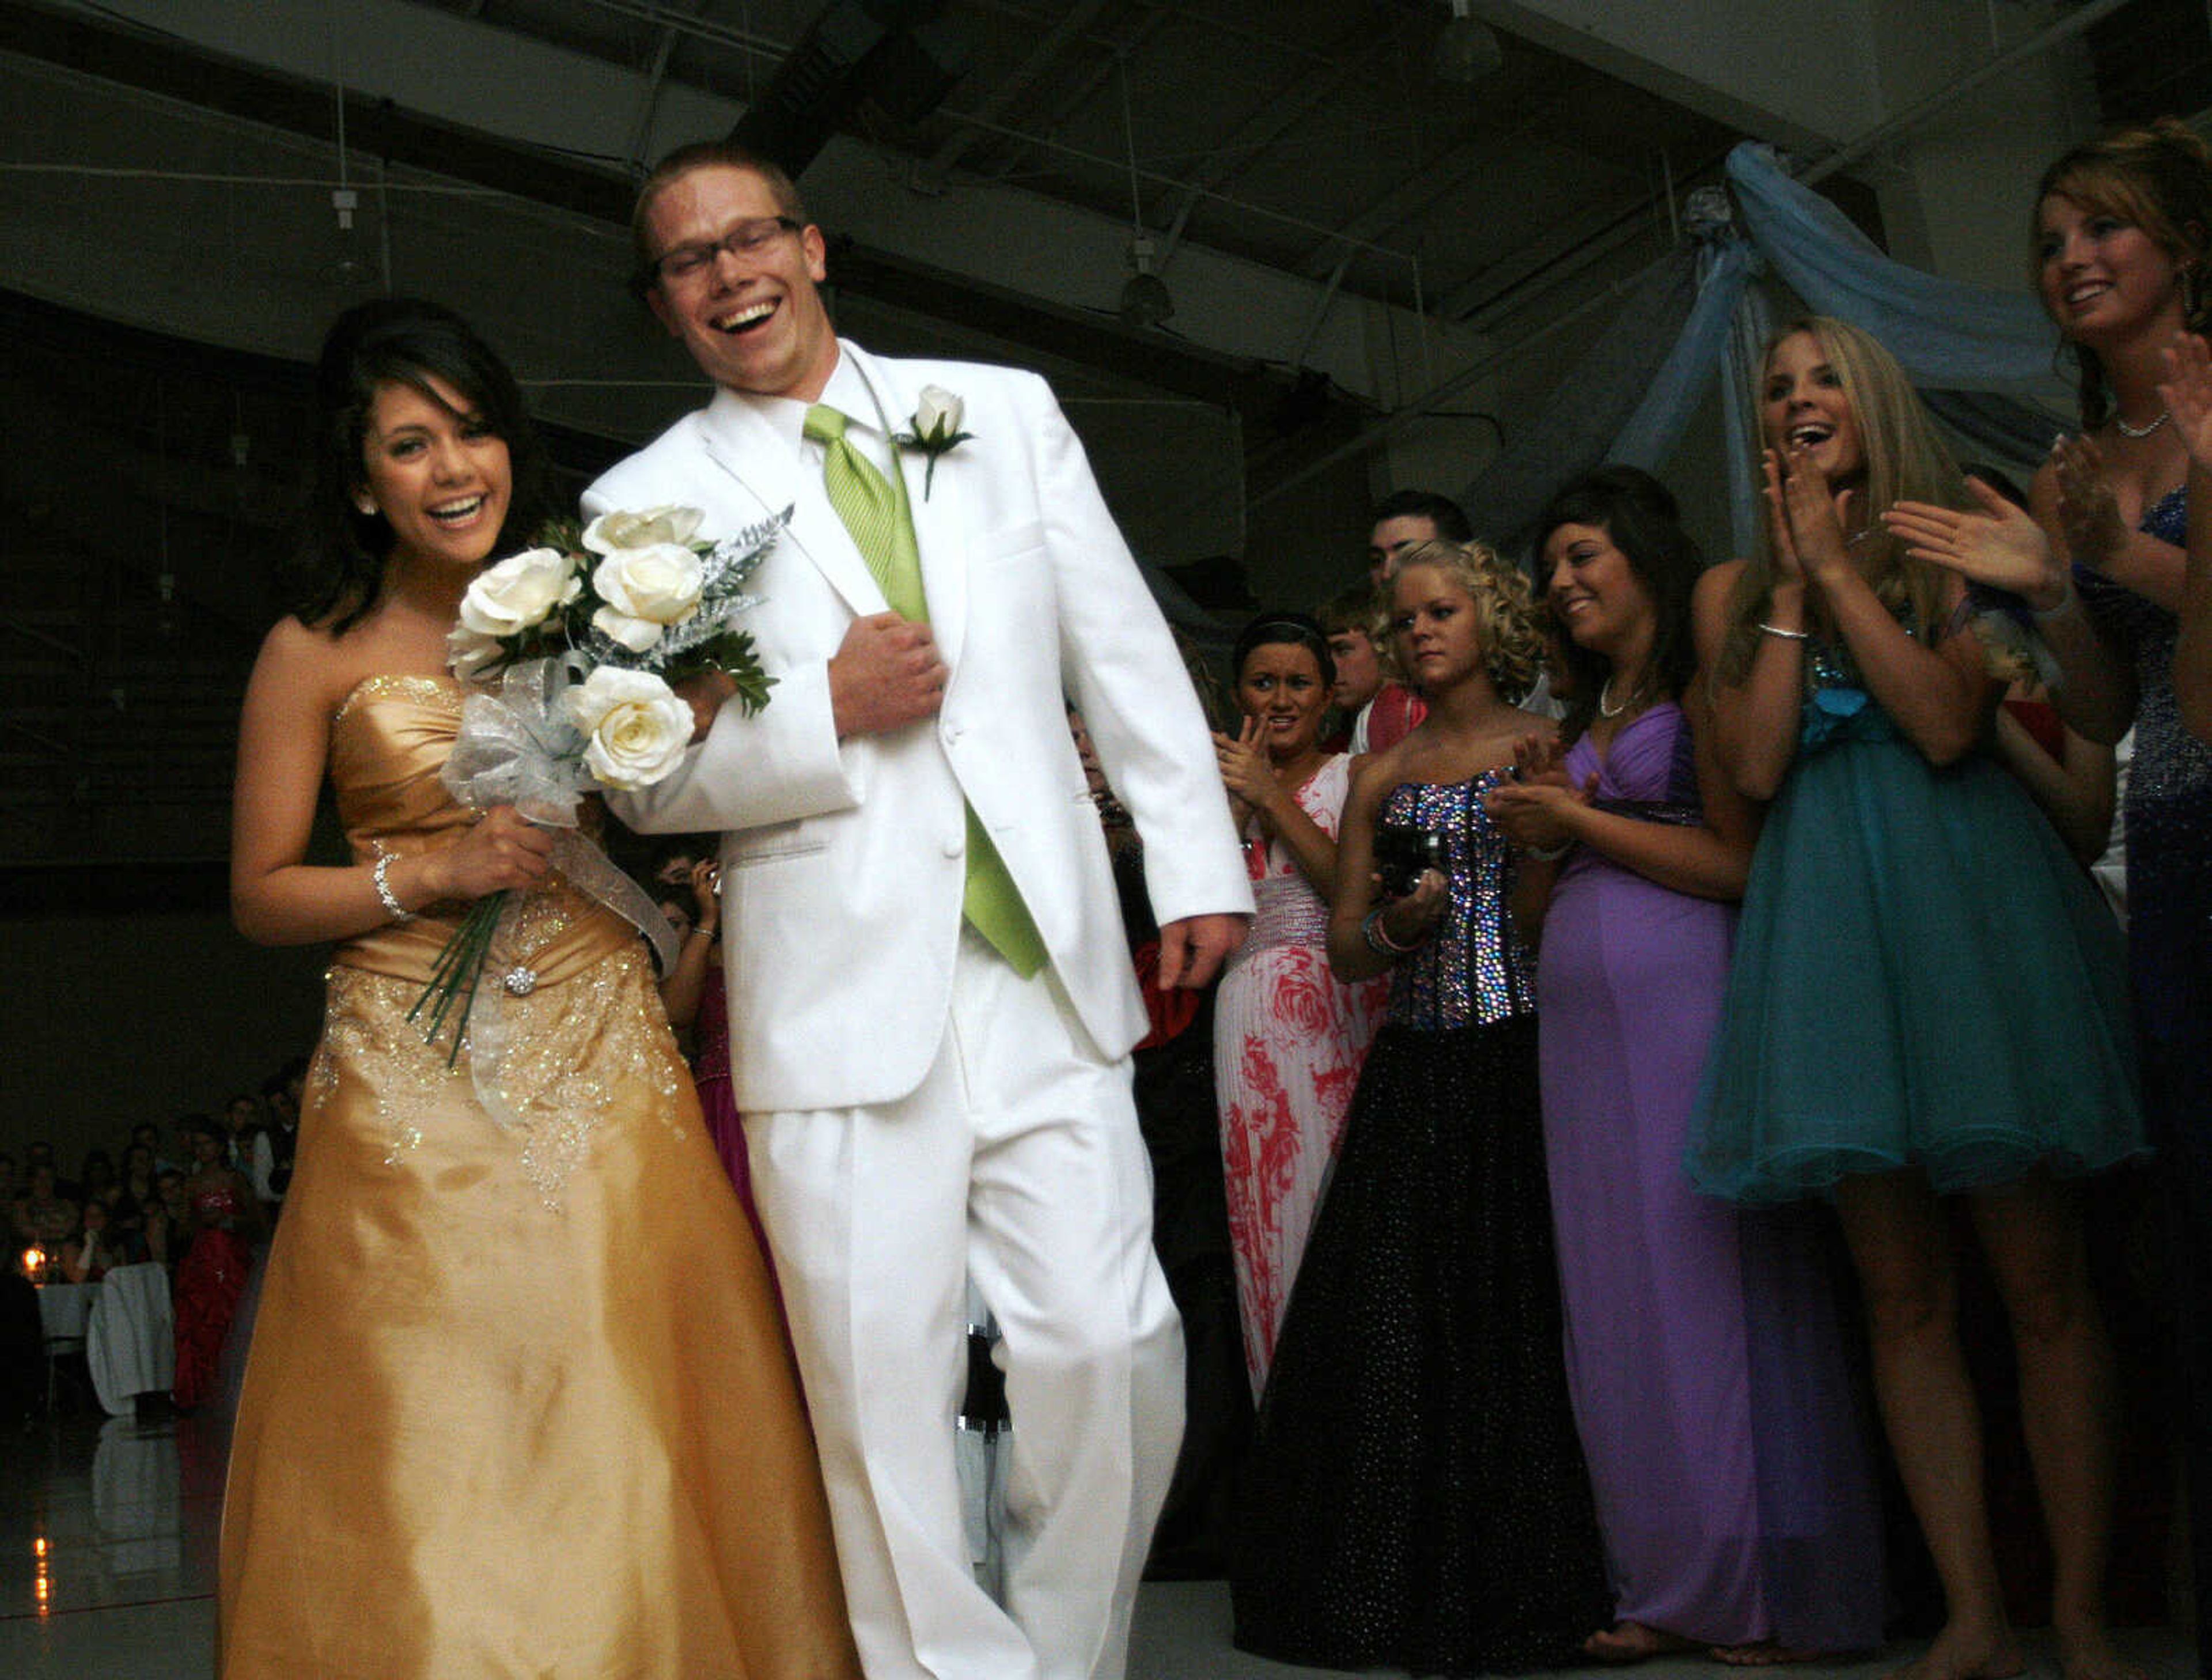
[1362,907,1418,958]
[371,854,412,923]
[1758,621,1809,641]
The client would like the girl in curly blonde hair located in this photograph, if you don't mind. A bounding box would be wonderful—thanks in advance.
[1232,536,1611,1676]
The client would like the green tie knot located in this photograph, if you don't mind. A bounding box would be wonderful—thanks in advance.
[802,404,849,445]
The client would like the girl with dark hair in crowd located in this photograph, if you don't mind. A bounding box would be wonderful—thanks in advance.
[1234,539,1610,1676]
[1209,612,1385,1399]
[222,297,857,1678]
[1491,464,1881,1663]
[1699,317,2142,1680]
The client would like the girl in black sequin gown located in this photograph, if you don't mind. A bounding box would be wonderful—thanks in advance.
[1232,539,1611,1676]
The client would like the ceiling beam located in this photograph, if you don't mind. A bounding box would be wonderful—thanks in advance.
[0,0,1299,409]
[923,0,1120,183]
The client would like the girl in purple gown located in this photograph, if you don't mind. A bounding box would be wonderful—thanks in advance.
[1492,467,1883,1662]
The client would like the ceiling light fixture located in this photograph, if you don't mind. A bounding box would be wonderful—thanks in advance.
[1114,53,1174,329]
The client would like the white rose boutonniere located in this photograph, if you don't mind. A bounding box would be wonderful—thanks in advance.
[894,384,975,499]
[563,667,695,790]
[592,543,705,653]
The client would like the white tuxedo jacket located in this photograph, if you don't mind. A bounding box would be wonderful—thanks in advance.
[595,343,1251,1113]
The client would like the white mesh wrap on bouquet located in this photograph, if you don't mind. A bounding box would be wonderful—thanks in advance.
[437,657,682,1129]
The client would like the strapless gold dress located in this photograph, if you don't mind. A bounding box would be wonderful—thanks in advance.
[218,675,858,1679]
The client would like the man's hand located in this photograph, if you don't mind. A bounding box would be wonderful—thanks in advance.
[829,612,949,739]
[1154,913,1248,990]
[674,670,738,743]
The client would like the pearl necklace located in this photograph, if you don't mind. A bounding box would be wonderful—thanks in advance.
[2115,408,2171,440]
[1597,676,1631,719]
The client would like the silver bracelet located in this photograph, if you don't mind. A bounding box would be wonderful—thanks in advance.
[371,854,412,923]
[1522,839,1571,862]
[1758,621,1810,641]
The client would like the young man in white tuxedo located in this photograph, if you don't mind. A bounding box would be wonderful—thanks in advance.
[595,143,1251,1680]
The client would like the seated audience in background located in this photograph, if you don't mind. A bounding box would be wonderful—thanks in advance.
[12,1163,78,1250]
[130,1122,178,1177]
[77,1149,119,1214]
[222,1093,264,1175]
[61,1197,141,1284]
[144,1168,186,1272]
[113,1144,160,1247]
[1317,584,1426,753]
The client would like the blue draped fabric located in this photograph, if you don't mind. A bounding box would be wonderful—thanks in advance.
[1460,141,2077,561]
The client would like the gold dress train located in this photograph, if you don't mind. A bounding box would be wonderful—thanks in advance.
[218,674,859,1680]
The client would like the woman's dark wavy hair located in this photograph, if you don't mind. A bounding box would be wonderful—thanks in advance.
[296,297,550,635]
[1228,611,1336,707]
[1530,464,1705,745]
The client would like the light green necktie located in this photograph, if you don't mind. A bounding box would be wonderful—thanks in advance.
[804,403,1045,977]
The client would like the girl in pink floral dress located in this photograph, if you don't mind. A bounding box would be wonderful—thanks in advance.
[1211,614,1387,1398]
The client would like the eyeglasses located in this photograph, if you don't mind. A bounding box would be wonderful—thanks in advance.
[649,217,802,287]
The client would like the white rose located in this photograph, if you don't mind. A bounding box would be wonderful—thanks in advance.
[914,385,963,442]
[457,547,579,638]
[563,667,694,790]
[582,505,703,555]
[446,622,505,682]
[592,544,703,658]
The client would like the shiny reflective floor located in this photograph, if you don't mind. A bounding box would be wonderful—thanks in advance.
[0,1397,2196,1680]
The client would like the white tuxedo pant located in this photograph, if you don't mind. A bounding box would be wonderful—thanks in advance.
[748,928,1185,1680]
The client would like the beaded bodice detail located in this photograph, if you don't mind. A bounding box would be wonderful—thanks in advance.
[1373,772,1535,1032]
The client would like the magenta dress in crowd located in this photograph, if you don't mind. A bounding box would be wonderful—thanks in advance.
[1213,753,1387,1398]
[694,963,771,1263]
[1537,706,1883,1651]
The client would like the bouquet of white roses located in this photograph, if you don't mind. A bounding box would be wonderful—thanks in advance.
[411,502,787,1063]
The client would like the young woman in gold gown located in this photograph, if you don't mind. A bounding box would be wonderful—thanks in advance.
[222,297,859,1679]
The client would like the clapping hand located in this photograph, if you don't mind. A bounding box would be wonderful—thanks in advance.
[2160,330,2212,474]
[1882,477,2065,612]
[1486,732,1590,853]
[1213,716,1277,816]
[2049,434,2128,574]
[1764,447,1861,582]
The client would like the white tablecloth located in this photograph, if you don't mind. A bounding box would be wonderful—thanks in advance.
[86,1263,174,1417]
[35,1280,93,1342]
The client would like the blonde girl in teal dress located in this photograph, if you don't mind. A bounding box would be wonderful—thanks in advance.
[1687,317,2144,1680]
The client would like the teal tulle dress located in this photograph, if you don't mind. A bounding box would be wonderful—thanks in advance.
[1687,623,2146,1204]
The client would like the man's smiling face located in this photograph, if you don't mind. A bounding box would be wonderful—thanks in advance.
[643,163,839,403]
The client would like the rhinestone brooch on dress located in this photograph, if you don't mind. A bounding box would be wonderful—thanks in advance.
[503,966,539,997]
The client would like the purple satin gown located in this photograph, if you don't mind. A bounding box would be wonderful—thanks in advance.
[1536,705,1883,1649]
